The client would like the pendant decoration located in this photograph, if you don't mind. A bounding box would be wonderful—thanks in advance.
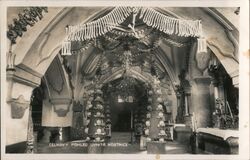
[61,7,206,56]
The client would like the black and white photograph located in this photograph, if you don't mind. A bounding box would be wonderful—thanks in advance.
[1,1,249,160]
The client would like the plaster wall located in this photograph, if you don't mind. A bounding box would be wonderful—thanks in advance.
[5,82,34,145]
[41,98,73,127]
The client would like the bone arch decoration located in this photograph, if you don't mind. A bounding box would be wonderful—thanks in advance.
[61,7,206,55]
[7,7,48,44]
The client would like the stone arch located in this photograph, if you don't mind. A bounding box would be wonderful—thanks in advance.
[159,7,239,86]
[11,7,113,80]
[100,68,155,85]
[8,7,239,88]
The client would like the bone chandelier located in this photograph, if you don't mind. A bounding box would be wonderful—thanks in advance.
[61,7,207,56]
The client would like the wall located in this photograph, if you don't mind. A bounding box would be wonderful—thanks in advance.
[41,98,73,127]
[5,82,34,145]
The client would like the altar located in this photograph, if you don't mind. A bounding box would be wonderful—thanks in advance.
[195,128,239,154]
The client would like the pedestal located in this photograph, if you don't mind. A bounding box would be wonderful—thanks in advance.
[87,142,104,153]
[147,141,167,154]
[174,126,192,145]
[40,128,51,143]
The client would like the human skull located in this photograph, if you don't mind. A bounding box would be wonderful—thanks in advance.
[159,120,165,127]
[96,119,101,125]
[95,137,101,141]
[157,97,163,103]
[161,129,166,134]
[147,105,152,111]
[156,89,162,95]
[157,104,163,110]
[158,112,164,118]
[148,90,153,95]
[148,98,153,102]
[96,128,102,134]
[146,113,151,118]
[159,138,165,142]
[84,128,89,133]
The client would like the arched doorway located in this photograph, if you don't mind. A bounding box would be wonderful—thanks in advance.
[103,77,149,144]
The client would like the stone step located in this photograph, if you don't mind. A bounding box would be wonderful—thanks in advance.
[109,132,132,143]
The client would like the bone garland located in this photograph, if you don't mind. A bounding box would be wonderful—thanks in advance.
[139,7,206,53]
[67,7,132,41]
[196,21,207,53]
[62,7,132,55]
[139,7,201,37]
[66,7,203,41]
[71,42,92,55]
[61,36,72,56]
[62,7,205,55]
[197,37,207,53]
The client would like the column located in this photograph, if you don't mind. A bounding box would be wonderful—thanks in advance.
[5,78,35,152]
[184,94,190,116]
[183,88,192,127]
[193,77,212,128]
[176,92,181,113]
[175,87,184,123]
[214,85,219,100]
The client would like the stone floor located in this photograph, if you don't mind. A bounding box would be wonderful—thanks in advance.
[36,132,196,154]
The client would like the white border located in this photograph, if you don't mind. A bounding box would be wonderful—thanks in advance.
[1,0,249,160]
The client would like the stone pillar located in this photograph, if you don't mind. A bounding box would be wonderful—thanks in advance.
[193,77,212,128]
[218,77,225,100]
[5,79,34,146]
[214,85,219,100]
[176,92,181,115]
[175,86,184,123]
[183,85,191,117]
[210,77,219,109]
[184,94,190,116]
[4,57,43,153]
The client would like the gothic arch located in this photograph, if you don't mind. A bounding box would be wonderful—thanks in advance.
[100,68,155,85]
[8,7,239,88]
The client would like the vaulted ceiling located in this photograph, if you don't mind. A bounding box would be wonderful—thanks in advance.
[56,8,194,100]
[7,7,239,101]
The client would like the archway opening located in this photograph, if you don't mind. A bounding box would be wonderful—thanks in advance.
[102,76,149,145]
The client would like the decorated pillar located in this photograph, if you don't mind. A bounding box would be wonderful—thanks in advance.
[87,84,105,153]
[104,99,111,139]
[134,103,146,142]
[84,90,94,141]
[145,78,167,142]
[145,78,169,154]
[26,105,35,153]
[71,101,85,140]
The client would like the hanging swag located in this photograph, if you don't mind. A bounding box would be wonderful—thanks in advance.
[62,7,207,55]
